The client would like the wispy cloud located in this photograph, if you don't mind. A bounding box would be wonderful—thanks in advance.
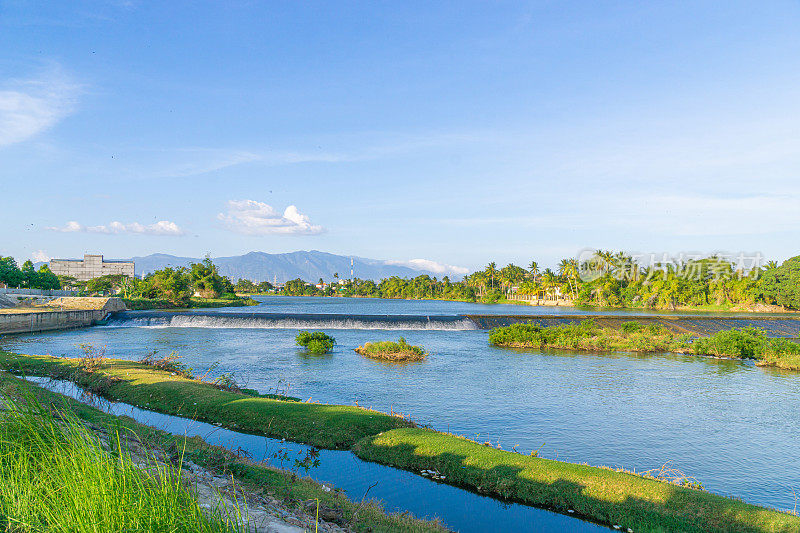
[47,220,185,236]
[31,250,50,262]
[0,67,80,147]
[218,200,325,235]
[386,258,469,276]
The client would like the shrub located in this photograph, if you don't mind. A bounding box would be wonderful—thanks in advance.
[139,350,194,379]
[693,327,800,360]
[295,331,335,354]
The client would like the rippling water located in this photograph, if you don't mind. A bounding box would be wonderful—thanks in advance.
[4,296,800,512]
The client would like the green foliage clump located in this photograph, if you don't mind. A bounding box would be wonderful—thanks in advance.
[0,257,60,290]
[0,397,232,532]
[759,255,800,309]
[355,337,428,361]
[693,327,800,361]
[489,319,689,353]
[295,331,336,354]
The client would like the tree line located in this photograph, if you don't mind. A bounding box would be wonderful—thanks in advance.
[273,251,800,310]
[0,257,60,290]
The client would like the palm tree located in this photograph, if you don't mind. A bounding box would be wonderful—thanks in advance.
[486,262,497,290]
[528,261,539,283]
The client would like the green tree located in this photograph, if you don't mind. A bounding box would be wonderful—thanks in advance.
[0,257,24,288]
[760,256,800,309]
[189,257,227,298]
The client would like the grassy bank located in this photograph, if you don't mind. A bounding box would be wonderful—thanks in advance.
[489,320,692,353]
[2,351,798,532]
[355,338,428,361]
[489,320,800,370]
[353,428,799,532]
[0,388,233,532]
[0,373,445,533]
[122,296,258,311]
[0,351,411,449]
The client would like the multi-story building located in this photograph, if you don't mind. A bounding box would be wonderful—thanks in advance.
[49,254,135,282]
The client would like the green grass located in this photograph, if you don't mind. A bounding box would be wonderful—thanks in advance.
[355,337,428,361]
[0,373,445,533]
[0,391,234,532]
[489,320,692,353]
[2,350,798,532]
[353,428,800,533]
[0,351,411,449]
[692,327,800,370]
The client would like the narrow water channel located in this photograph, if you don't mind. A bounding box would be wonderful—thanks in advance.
[24,376,606,533]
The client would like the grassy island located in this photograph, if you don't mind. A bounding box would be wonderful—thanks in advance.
[489,320,692,353]
[1,350,798,532]
[355,338,428,361]
[489,320,800,371]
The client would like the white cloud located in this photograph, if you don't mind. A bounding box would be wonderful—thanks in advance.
[0,67,79,147]
[218,200,325,235]
[47,220,185,236]
[386,258,469,276]
[31,250,50,263]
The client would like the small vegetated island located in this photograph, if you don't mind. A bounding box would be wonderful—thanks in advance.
[489,319,800,370]
[295,330,336,354]
[355,337,428,361]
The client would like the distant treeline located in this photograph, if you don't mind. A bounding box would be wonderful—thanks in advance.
[271,252,800,310]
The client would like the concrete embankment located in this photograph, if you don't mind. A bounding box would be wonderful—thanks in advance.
[465,314,800,337]
[0,297,126,335]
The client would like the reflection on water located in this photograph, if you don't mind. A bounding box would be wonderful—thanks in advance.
[25,377,604,533]
[3,296,800,512]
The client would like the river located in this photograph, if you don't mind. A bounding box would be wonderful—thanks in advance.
[3,296,799,521]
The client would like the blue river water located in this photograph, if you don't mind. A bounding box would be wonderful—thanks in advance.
[3,296,799,518]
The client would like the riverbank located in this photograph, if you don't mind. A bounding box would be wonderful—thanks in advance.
[122,296,258,311]
[489,320,800,371]
[1,351,797,532]
[0,372,444,532]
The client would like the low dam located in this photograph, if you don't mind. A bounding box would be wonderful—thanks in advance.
[104,310,800,337]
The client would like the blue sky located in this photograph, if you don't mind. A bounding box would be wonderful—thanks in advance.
[1,1,799,273]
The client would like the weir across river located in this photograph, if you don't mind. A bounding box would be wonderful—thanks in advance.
[104,310,800,337]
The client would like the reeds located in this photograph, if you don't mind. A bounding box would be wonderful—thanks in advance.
[0,395,238,532]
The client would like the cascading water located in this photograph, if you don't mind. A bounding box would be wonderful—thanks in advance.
[105,311,480,331]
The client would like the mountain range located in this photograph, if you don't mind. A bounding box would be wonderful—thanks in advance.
[127,251,466,283]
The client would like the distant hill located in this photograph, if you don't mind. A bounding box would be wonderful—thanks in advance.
[128,251,465,283]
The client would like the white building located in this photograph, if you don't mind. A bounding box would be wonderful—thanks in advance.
[50,254,135,282]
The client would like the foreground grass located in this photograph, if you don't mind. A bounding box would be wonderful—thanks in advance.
[0,373,445,533]
[355,337,428,361]
[353,428,800,533]
[489,320,692,353]
[0,391,233,532]
[0,351,411,449]
[122,296,258,310]
[2,351,798,532]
